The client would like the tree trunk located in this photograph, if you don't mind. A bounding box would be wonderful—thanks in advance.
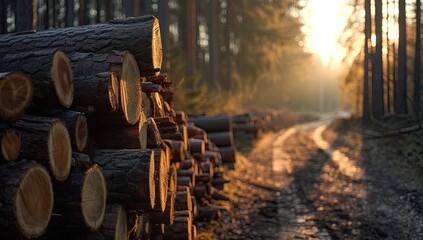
[72,72,120,115]
[0,15,162,76]
[0,160,53,239]
[12,115,72,181]
[372,0,384,118]
[219,146,237,163]
[69,51,142,125]
[33,109,88,152]
[396,0,408,114]
[0,49,73,108]
[413,0,421,114]
[94,149,155,210]
[0,126,21,161]
[363,0,371,123]
[15,0,36,32]
[53,153,107,231]
[0,71,33,121]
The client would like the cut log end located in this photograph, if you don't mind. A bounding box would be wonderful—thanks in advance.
[152,18,162,74]
[81,164,107,231]
[1,129,21,161]
[155,149,169,212]
[48,121,72,181]
[106,72,120,112]
[139,111,148,150]
[51,50,73,108]
[114,205,128,240]
[15,164,53,238]
[75,114,88,151]
[0,72,33,121]
[148,151,156,209]
[120,52,141,125]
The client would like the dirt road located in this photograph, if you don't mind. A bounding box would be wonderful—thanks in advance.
[200,116,423,239]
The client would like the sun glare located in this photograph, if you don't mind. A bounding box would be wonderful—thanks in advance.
[301,0,351,67]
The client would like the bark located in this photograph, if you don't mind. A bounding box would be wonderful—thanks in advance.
[174,187,193,212]
[15,0,36,32]
[89,112,147,149]
[396,0,408,114]
[33,109,88,152]
[149,191,175,224]
[219,146,237,163]
[164,216,192,240]
[0,15,162,76]
[170,140,186,163]
[0,160,53,239]
[363,0,371,123]
[188,115,232,132]
[372,0,384,118]
[413,0,421,114]
[186,123,205,138]
[94,149,155,210]
[147,117,166,149]
[72,72,120,115]
[0,125,21,161]
[53,153,107,231]
[233,124,262,139]
[12,115,72,181]
[0,71,33,121]
[188,139,205,155]
[177,169,196,189]
[145,74,172,87]
[197,205,221,221]
[207,131,234,147]
[70,51,142,125]
[0,49,73,108]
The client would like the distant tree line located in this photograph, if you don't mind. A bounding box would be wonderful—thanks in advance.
[341,0,421,122]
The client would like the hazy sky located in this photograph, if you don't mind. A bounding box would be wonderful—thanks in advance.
[301,0,352,68]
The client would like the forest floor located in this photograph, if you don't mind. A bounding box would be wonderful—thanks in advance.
[197,113,423,239]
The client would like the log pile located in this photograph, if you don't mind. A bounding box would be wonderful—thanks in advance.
[0,15,250,240]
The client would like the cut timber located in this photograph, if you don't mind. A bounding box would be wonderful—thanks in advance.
[194,183,211,199]
[219,146,237,163]
[197,205,221,220]
[78,204,127,240]
[233,124,262,139]
[0,126,21,161]
[178,125,189,151]
[207,131,234,147]
[191,196,198,219]
[164,216,192,240]
[0,160,53,238]
[177,169,196,189]
[0,49,73,108]
[153,148,169,212]
[188,139,205,155]
[0,15,162,76]
[90,112,147,149]
[174,187,192,212]
[145,74,171,86]
[141,81,163,93]
[53,152,107,231]
[186,123,205,138]
[34,109,88,152]
[175,111,187,125]
[94,149,155,210]
[0,71,33,121]
[12,115,72,181]
[146,92,167,118]
[188,115,232,133]
[149,191,175,224]
[72,72,120,114]
[70,51,142,125]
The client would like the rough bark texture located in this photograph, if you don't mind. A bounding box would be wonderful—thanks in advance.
[0,49,73,108]
[94,149,155,210]
[171,140,185,163]
[12,115,72,181]
[70,51,142,125]
[34,109,88,152]
[89,113,147,150]
[0,126,21,161]
[53,152,107,231]
[72,72,120,115]
[0,15,162,76]
[188,139,205,155]
[0,71,33,121]
[0,160,53,239]
[174,187,192,212]
[164,216,192,240]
